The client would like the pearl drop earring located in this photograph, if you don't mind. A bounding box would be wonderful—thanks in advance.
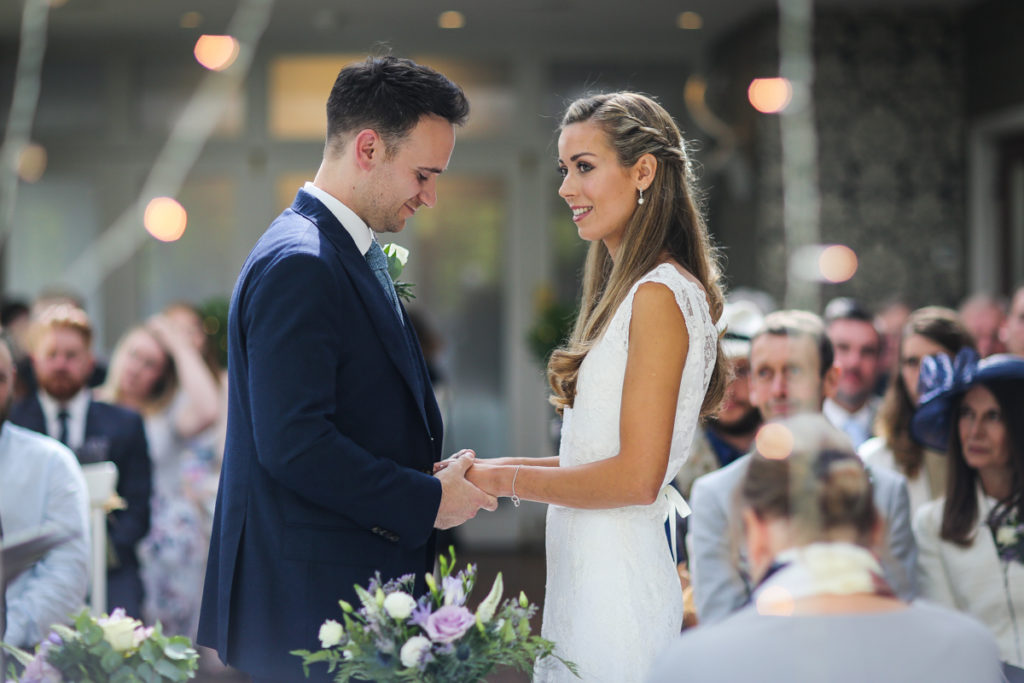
[638,188,644,206]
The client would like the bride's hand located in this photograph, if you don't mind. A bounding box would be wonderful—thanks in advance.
[465,462,507,498]
[433,449,475,474]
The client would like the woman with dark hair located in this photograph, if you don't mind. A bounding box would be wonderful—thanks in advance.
[447,92,726,681]
[859,306,976,513]
[648,414,1001,682]
[911,350,1024,667]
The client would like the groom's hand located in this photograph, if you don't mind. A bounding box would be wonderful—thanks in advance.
[434,452,498,529]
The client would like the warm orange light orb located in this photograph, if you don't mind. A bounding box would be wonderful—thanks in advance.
[676,11,703,30]
[819,245,858,283]
[748,78,793,114]
[17,143,47,183]
[756,423,794,460]
[144,197,188,242]
[194,34,239,71]
[438,11,465,29]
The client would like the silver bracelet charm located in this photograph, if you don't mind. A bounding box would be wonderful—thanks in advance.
[511,465,522,508]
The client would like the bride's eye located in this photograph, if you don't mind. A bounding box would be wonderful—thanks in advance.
[557,165,568,178]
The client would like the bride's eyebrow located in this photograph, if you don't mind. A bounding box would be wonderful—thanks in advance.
[557,152,596,164]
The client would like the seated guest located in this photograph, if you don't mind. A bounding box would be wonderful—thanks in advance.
[912,350,1024,668]
[860,307,976,514]
[687,311,916,625]
[649,415,1002,683]
[822,298,883,449]
[11,305,151,618]
[0,336,90,647]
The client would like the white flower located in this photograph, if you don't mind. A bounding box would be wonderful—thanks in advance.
[998,525,1019,546]
[383,591,417,620]
[400,635,431,669]
[97,609,142,652]
[384,243,409,266]
[318,619,344,648]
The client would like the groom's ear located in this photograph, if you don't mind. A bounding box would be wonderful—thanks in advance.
[353,129,383,171]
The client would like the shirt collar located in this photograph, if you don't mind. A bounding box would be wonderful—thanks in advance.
[303,181,375,256]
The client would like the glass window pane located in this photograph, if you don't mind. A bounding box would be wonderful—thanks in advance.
[269,54,363,140]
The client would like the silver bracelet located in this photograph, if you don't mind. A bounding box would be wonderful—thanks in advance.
[510,465,522,508]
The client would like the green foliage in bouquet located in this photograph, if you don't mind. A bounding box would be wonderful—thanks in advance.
[292,547,577,682]
[2,608,198,682]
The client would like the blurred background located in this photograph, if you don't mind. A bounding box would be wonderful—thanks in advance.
[0,0,1021,553]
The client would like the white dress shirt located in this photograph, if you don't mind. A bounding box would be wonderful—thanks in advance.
[1,423,90,646]
[38,389,90,452]
[302,181,375,255]
[824,396,880,449]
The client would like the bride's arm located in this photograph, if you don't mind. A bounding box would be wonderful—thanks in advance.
[468,282,689,509]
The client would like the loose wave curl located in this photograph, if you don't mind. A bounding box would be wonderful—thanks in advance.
[547,92,727,418]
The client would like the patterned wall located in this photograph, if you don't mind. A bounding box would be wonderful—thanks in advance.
[708,10,967,312]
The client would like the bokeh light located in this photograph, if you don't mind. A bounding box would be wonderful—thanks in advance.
[194,34,239,72]
[756,423,794,460]
[748,78,793,114]
[144,197,188,242]
[818,245,858,283]
[676,12,703,30]
[756,586,795,616]
[180,11,203,29]
[438,11,466,29]
[17,143,47,183]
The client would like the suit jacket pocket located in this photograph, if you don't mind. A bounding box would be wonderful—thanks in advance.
[281,523,400,566]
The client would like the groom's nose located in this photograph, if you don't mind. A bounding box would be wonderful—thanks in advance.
[419,177,438,208]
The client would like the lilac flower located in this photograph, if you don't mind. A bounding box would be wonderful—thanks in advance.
[422,605,475,643]
[19,654,62,683]
[409,602,433,628]
[442,576,466,606]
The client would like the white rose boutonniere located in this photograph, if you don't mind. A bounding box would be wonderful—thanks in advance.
[318,619,344,649]
[382,243,415,302]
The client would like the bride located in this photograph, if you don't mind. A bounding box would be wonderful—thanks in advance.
[457,92,727,681]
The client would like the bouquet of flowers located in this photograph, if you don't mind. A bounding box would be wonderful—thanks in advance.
[292,548,576,682]
[2,608,199,682]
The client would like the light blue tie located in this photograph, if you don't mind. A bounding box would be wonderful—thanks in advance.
[365,241,403,322]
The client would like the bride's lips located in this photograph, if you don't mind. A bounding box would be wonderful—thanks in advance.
[571,206,592,223]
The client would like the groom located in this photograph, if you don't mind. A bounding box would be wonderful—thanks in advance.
[198,56,497,681]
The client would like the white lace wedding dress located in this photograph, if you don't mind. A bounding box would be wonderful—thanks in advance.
[534,264,716,683]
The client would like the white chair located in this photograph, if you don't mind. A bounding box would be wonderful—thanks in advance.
[80,462,118,616]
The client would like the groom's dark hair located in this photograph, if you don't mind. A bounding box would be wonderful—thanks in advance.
[325,55,469,157]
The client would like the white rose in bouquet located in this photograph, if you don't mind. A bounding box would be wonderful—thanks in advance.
[318,619,344,648]
[383,591,417,620]
[97,608,142,652]
[399,635,431,669]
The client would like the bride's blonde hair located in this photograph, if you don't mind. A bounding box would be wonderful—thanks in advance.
[547,92,727,418]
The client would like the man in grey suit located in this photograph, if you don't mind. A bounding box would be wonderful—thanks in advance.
[687,310,917,624]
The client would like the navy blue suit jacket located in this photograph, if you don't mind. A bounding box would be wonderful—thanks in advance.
[198,190,444,679]
[10,395,152,568]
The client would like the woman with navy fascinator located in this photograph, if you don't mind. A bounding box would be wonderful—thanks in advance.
[911,349,1024,668]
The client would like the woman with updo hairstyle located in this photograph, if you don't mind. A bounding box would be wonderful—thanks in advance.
[911,350,1024,668]
[859,306,976,514]
[451,92,726,681]
[648,414,1001,683]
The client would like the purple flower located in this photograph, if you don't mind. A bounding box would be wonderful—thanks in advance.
[409,602,432,628]
[442,576,466,606]
[422,605,475,643]
[20,654,62,683]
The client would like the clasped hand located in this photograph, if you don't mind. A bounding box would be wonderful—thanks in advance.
[433,449,499,529]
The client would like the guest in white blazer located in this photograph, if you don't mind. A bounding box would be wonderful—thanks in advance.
[859,307,976,515]
[911,350,1024,667]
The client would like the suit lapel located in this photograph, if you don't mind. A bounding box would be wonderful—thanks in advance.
[19,396,47,434]
[290,191,433,432]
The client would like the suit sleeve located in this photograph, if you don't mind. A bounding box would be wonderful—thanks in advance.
[912,502,959,609]
[5,449,90,647]
[108,414,152,552]
[881,474,918,601]
[687,472,748,624]
[244,252,441,548]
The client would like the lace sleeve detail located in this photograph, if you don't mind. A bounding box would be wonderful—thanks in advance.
[606,264,718,483]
